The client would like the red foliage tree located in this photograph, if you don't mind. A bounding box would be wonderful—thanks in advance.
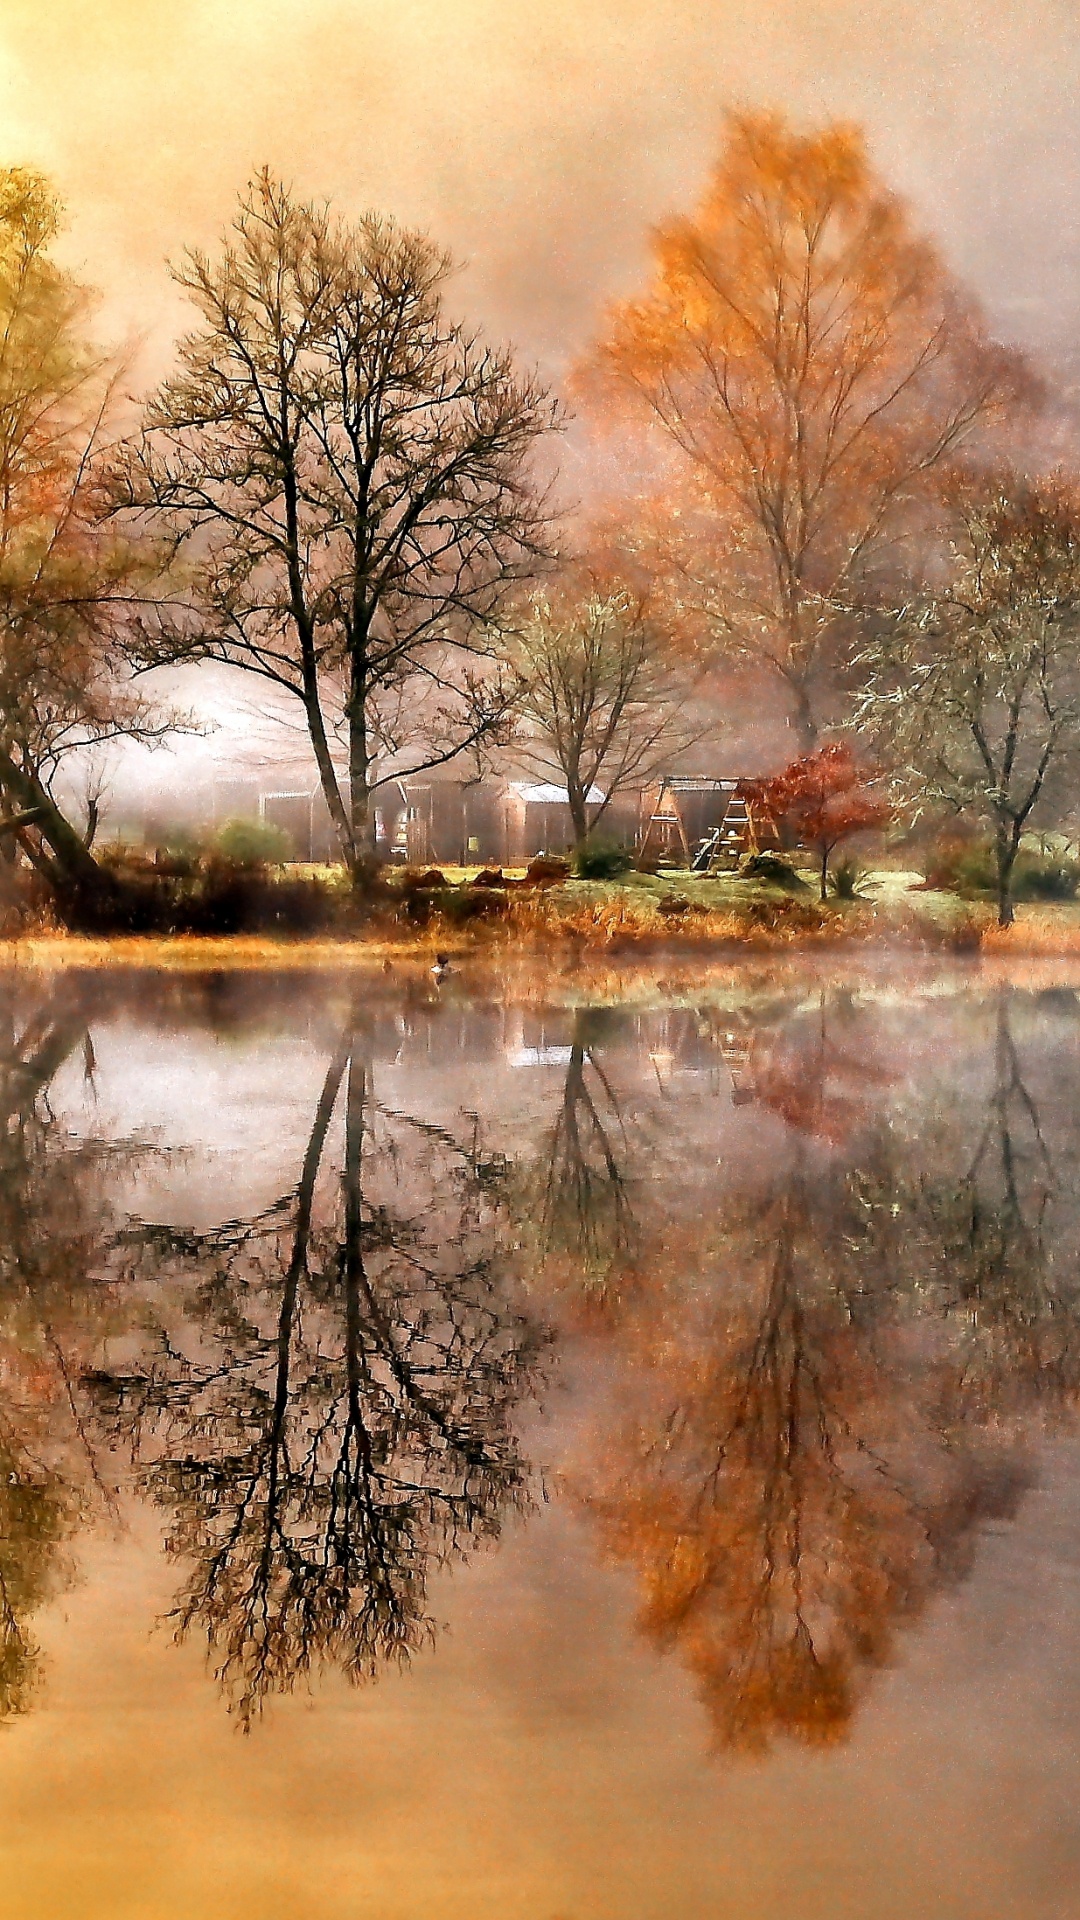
[754,743,890,900]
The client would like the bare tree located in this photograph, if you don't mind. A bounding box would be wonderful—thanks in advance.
[508,581,698,845]
[513,1010,638,1288]
[114,171,558,882]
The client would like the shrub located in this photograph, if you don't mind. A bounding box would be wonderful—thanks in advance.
[738,851,809,890]
[0,860,53,934]
[573,838,634,880]
[828,855,867,900]
[59,853,345,936]
[919,834,994,894]
[213,817,293,867]
[742,895,830,936]
[525,854,570,884]
[400,883,508,926]
[922,838,1080,902]
[1011,851,1080,901]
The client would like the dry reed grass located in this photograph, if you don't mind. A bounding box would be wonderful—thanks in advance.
[7,880,1080,971]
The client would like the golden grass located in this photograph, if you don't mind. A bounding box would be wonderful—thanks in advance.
[8,881,1080,970]
[981,911,1080,955]
[501,887,861,948]
[0,933,441,972]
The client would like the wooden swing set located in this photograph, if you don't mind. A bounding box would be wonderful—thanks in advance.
[638,777,779,869]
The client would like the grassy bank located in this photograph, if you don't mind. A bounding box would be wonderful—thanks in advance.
[7,864,1080,967]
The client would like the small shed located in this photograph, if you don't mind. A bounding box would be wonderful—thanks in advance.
[502,782,607,863]
[260,787,341,862]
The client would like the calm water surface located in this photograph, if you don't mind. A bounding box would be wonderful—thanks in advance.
[2,964,1080,1919]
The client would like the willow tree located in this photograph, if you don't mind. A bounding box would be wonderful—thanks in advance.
[115,172,558,881]
[0,170,165,906]
[578,112,1028,746]
[855,476,1080,926]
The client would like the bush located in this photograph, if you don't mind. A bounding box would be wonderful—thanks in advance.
[738,851,809,890]
[922,838,1080,902]
[0,859,53,934]
[213,817,293,867]
[829,856,867,900]
[1012,851,1080,901]
[741,895,831,936]
[61,853,345,936]
[400,883,508,926]
[525,854,570,884]
[921,837,997,895]
[573,838,634,880]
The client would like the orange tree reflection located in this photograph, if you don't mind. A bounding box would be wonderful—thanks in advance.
[561,989,1079,1751]
[0,978,136,1718]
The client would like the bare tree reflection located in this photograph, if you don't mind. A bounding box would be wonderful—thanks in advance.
[89,1023,543,1724]
[2,970,1077,1755]
[518,1009,638,1294]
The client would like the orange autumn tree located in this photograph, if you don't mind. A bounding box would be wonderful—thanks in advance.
[751,741,889,898]
[577,112,1028,745]
[0,170,168,912]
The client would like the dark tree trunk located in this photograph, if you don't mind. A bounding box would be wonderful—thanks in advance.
[0,750,113,915]
[995,824,1019,929]
[567,781,590,848]
[347,647,380,889]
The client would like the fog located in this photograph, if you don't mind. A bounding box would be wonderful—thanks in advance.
[4,0,1079,373]
[6,0,1080,817]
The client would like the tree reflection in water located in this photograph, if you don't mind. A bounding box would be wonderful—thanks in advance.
[2,973,1078,1749]
[560,988,1080,1751]
[516,1008,639,1297]
[88,1017,543,1726]
[0,977,133,1719]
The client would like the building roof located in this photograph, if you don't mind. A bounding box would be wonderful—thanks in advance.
[509,781,605,805]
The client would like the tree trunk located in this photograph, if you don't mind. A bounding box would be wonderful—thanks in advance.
[995,825,1018,928]
[819,846,829,901]
[303,680,354,868]
[567,779,589,848]
[0,750,112,907]
[347,656,379,888]
[787,676,818,755]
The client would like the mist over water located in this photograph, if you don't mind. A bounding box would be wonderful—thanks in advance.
[3,960,1080,1916]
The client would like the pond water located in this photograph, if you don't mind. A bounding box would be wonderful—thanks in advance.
[2,963,1080,1919]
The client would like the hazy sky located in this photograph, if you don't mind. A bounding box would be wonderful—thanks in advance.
[5,0,1078,802]
[2,0,1080,390]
